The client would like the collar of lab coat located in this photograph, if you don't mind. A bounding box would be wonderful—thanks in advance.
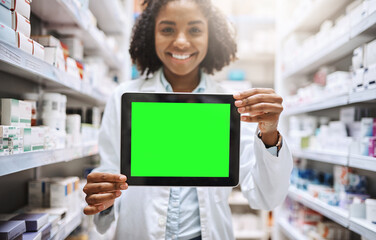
[139,68,220,93]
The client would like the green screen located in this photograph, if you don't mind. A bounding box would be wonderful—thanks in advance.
[131,102,230,177]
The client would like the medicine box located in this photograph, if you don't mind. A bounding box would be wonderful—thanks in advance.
[31,35,61,48]
[22,231,42,240]
[17,32,33,55]
[44,47,66,71]
[1,99,19,126]
[0,0,31,19]
[28,179,49,207]
[23,127,45,152]
[32,40,44,61]
[0,5,31,37]
[60,37,84,61]
[365,63,376,89]
[365,39,376,67]
[0,23,16,47]
[0,220,26,240]
[10,213,48,232]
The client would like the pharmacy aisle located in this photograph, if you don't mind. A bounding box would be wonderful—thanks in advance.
[0,0,133,239]
[274,0,376,240]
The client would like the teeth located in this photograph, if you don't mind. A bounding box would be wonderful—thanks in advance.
[172,54,190,60]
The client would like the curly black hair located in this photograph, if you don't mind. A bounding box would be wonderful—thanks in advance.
[129,0,237,76]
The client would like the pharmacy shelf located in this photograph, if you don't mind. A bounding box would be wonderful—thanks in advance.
[282,11,376,79]
[348,155,376,172]
[349,218,376,240]
[348,88,376,104]
[234,230,266,239]
[280,0,351,39]
[31,0,123,70]
[0,144,98,176]
[52,211,82,240]
[278,218,308,240]
[283,94,348,115]
[288,186,350,227]
[0,41,107,106]
[292,148,348,166]
[89,0,126,34]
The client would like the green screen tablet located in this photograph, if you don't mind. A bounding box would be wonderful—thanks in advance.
[121,92,240,186]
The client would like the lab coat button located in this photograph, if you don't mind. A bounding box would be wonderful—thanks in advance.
[158,217,166,226]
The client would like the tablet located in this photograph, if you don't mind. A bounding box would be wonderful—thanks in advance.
[121,92,240,186]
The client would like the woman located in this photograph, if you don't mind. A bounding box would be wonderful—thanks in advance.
[83,0,292,239]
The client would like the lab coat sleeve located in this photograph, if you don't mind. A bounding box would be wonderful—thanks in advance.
[239,123,293,210]
[92,89,122,233]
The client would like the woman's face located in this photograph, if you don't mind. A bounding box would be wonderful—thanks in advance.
[155,0,208,77]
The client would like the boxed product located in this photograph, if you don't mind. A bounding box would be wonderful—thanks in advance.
[17,32,33,54]
[66,57,80,79]
[32,41,44,61]
[0,23,16,47]
[365,39,376,67]
[369,137,376,157]
[22,231,42,240]
[43,47,65,71]
[0,0,31,19]
[28,179,50,207]
[349,0,368,27]
[22,127,45,152]
[10,213,48,232]
[0,220,26,240]
[38,223,51,240]
[365,198,376,223]
[352,46,364,70]
[0,5,31,37]
[1,98,19,126]
[60,37,83,61]
[31,35,61,48]
[352,68,365,91]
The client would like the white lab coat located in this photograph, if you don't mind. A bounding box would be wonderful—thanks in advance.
[93,69,293,240]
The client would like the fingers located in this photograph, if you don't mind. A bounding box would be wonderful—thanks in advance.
[83,182,128,195]
[237,103,283,115]
[240,113,280,123]
[85,191,122,206]
[233,88,275,100]
[87,172,127,183]
[234,93,283,107]
[84,199,115,215]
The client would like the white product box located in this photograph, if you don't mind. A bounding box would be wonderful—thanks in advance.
[365,63,376,89]
[60,37,83,61]
[352,46,364,70]
[365,39,376,67]
[17,32,33,54]
[19,100,31,127]
[66,57,80,80]
[28,178,51,207]
[0,23,16,47]
[50,178,78,214]
[1,98,19,126]
[0,125,20,150]
[22,126,45,152]
[44,47,66,71]
[31,35,61,47]
[0,0,31,19]
[32,40,45,60]
[350,1,368,27]
[368,0,376,15]
[365,199,376,224]
[360,118,374,137]
[0,6,31,37]
[22,127,31,152]
[352,68,365,91]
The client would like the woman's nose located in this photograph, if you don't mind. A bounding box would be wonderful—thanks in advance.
[173,32,190,49]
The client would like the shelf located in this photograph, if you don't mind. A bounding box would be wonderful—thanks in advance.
[282,11,376,79]
[31,0,123,70]
[0,144,98,176]
[278,218,308,240]
[348,88,376,104]
[288,186,350,227]
[0,41,107,106]
[281,0,352,39]
[234,230,266,239]
[89,0,127,34]
[349,218,376,240]
[348,154,376,172]
[283,94,348,115]
[52,211,82,240]
[292,149,348,166]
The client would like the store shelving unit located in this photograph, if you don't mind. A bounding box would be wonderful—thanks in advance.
[292,148,348,166]
[0,144,98,177]
[288,186,350,227]
[277,218,308,240]
[349,217,376,240]
[0,41,107,106]
[31,0,123,70]
[348,155,376,172]
[282,10,376,79]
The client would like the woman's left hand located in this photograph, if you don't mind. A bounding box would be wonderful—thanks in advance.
[234,88,283,143]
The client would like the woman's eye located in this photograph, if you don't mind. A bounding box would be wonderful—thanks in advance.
[190,27,202,34]
[161,27,174,33]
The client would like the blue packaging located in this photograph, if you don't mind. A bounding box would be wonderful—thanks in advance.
[10,213,48,232]
[0,220,26,240]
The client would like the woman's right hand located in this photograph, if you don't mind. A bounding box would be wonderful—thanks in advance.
[83,172,128,215]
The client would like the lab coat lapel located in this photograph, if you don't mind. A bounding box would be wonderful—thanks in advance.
[140,69,166,93]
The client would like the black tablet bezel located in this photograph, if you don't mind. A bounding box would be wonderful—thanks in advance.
[121,92,240,186]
